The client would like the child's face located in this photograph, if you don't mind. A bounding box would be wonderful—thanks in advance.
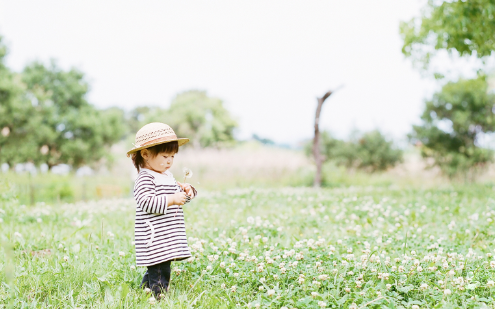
[142,149,176,173]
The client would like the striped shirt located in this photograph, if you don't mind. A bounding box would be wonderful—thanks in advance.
[133,168,197,266]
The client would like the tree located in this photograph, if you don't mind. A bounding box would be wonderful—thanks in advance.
[410,76,495,178]
[305,130,402,174]
[134,90,238,149]
[401,0,495,69]
[0,60,125,169]
[0,36,36,168]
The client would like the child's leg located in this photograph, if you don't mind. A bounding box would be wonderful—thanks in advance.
[147,261,172,297]
[160,261,172,292]
[140,270,149,289]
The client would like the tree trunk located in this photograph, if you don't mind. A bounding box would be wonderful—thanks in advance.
[313,89,338,188]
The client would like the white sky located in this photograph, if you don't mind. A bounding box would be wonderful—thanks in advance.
[0,0,444,146]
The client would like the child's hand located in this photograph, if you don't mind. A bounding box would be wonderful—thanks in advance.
[170,192,187,206]
[177,182,195,198]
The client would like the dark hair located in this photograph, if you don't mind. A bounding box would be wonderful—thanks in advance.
[131,141,179,172]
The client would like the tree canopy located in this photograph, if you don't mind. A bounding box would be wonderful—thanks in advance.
[0,58,125,169]
[131,90,238,149]
[401,0,495,68]
[410,76,495,178]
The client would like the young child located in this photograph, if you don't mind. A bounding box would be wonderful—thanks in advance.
[126,122,197,299]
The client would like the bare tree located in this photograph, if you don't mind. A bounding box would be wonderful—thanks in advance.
[313,87,342,187]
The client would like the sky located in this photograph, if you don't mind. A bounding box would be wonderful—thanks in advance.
[0,0,446,146]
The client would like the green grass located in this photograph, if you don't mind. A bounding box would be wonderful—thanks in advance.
[1,182,495,308]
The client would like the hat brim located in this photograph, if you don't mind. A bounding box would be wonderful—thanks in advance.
[126,138,189,157]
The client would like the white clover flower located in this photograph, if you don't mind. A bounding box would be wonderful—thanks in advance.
[267,289,275,297]
[119,251,125,257]
[420,283,428,290]
[318,301,326,308]
[487,280,495,288]
[130,265,136,270]
[490,261,495,268]
[349,303,358,309]
[220,262,226,268]
[234,273,239,277]
[148,297,156,305]
[386,284,392,290]
[345,287,351,293]
[221,283,226,288]
[63,256,69,261]
[318,274,329,281]
[311,292,318,298]
[444,289,452,295]
[411,305,419,309]
[206,265,212,271]
[230,285,237,293]
[144,288,151,293]
[259,286,264,291]
[14,232,22,238]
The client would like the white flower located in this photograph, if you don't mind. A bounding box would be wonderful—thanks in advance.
[267,289,275,297]
[444,289,452,295]
[220,262,225,268]
[183,167,193,178]
[349,303,358,309]
[144,288,151,293]
[247,217,255,224]
[260,277,265,283]
[318,301,327,308]
[311,292,318,298]
[318,274,329,281]
[259,286,264,291]
[345,287,351,293]
[420,283,428,290]
[119,251,125,257]
[221,283,226,288]
[63,256,69,261]
[206,265,212,271]
[490,261,495,268]
[130,265,136,270]
[230,285,237,293]
[487,280,495,288]
[148,297,156,305]
[411,305,419,309]
[14,232,22,238]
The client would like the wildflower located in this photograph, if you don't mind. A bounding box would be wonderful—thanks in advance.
[267,289,275,297]
[230,285,237,293]
[14,232,22,238]
[420,283,428,290]
[234,273,239,277]
[412,306,419,309]
[119,251,125,257]
[444,289,452,295]
[318,274,329,281]
[487,280,495,288]
[220,262,225,268]
[273,274,279,280]
[318,301,326,308]
[206,265,212,271]
[144,288,151,293]
[349,303,358,309]
[148,297,156,305]
[345,287,351,293]
[130,265,136,270]
[313,280,321,287]
[386,284,392,290]
[58,244,63,249]
[259,286,264,291]
[63,256,69,261]
[490,261,495,268]
[311,292,318,298]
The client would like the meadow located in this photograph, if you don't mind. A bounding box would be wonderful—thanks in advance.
[1,180,495,308]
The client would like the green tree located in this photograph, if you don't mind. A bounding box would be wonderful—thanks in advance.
[134,90,238,148]
[305,130,402,173]
[0,59,125,169]
[0,36,36,168]
[410,76,495,178]
[401,0,495,69]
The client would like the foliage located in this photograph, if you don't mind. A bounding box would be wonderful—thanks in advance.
[400,0,495,69]
[1,186,495,307]
[410,76,495,178]
[306,130,403,173]
[0,60,126,168]
[131,90,238,148]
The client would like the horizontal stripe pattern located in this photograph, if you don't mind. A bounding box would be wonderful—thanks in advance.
[133,168,196,266]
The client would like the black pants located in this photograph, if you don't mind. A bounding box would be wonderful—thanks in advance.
[140,260,172,297]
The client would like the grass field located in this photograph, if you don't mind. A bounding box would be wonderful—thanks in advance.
[1,182,495,308]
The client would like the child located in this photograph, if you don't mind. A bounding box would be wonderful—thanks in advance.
[126,122,197,299]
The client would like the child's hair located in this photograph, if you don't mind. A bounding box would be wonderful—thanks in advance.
[131,141,179,172]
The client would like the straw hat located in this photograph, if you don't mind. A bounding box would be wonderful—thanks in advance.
[126,122,189,157]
